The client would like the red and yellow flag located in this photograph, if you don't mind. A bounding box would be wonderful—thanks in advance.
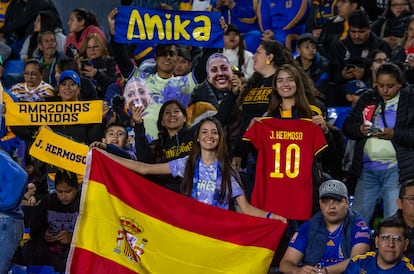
[67,150,287,274]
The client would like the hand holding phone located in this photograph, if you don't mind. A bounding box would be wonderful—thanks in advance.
[81,59,90,69]
[405,53,414,63]
[345,63,356,69]
[368,126,383,134]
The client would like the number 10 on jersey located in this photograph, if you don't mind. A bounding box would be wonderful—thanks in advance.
[270,143,300,179]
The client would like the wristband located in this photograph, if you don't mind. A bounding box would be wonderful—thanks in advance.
[266,212,272,219]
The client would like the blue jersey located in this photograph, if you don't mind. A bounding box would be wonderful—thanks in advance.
[169,157,244,209]
[289,217,371,266]
[346,251,414,273]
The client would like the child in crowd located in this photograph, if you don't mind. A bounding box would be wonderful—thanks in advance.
[21,157,47,208]
[295,33,330,101]
[22,170,80,273]
[89,122,136,160]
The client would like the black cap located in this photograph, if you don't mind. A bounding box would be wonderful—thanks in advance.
[225,24,240,35]
[176,46,191,62]
[297,33,317,47]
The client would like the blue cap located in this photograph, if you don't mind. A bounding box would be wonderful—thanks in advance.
[58,70,81,86]
[346,80,368,95]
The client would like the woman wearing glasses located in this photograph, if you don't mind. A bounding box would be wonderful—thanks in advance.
[363,49,390,89]
[10,58,55,102]
[78,33,116,99]
[343,63,414,225]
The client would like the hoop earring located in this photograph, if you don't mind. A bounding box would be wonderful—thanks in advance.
[266,59,271,65]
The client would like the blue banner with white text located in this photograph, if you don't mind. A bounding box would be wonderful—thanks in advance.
[114,6,223,47]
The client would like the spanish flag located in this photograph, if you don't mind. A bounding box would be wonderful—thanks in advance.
[67,150,287,273]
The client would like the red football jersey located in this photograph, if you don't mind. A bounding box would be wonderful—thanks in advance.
[243,117,327,220]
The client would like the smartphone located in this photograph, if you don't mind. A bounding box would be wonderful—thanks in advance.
[81,59,90,69]
[345,63,356,69]
[405,53,414,63]
[368,127,383,133]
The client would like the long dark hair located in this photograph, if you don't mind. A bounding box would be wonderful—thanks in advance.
[28,10,60,59]
[376,62,405,84]
[221,32,247,71]
[56,58,80,74]
[180,117,238,206]
[401,15,414,47]
[267,64,313,118]
[71,8,100,30]
[239,40,319,105]
[382,0,412,17]
[157,99,188,137]
[151,100,188,162]
[54,170,79,189]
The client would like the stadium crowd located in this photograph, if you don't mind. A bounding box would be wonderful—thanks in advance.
[1,0,414,273]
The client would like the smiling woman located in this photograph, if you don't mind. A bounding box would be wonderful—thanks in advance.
[57,71,81,102]
[103,116,287,222]
[11,70,103,150]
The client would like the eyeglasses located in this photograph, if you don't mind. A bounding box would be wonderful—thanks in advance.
[401,196,414,203]
[374,58,389,63]
[86,45,100,50]
[378,234,404,244]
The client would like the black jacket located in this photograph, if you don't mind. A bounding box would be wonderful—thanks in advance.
[86,56,117,99]
[318,16,346,59]
[342,86,414,181]
[331,33,391,84]
[371,10,414,39]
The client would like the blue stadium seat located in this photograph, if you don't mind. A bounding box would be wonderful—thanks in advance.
[8,265,57,274]
[2,59,24,88]
[8,265,27,274]
[27,265,56,274]
[3,59,24,76]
